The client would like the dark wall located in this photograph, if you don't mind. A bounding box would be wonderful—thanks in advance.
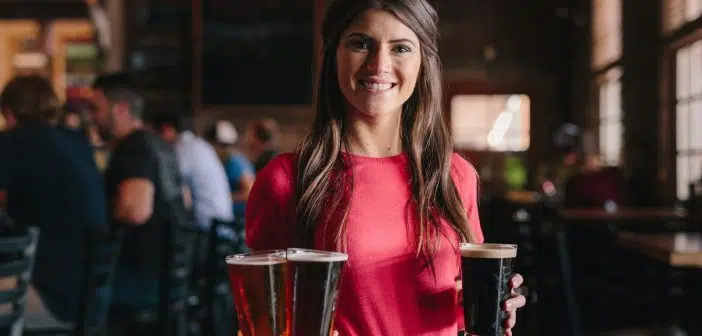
[186,0,578,159]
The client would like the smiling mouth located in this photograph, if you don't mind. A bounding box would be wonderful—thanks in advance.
[358,80,396,92]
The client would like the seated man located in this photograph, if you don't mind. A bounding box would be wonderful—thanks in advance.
[0,75,107,327]
[150,112,234,232]
[91,73,189,314]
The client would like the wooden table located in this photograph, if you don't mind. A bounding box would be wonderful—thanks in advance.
[618,232,702,268]
[562,208,687,222]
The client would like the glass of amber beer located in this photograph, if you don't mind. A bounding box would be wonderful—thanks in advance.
[226,250,288,336]
[287,248,348,336]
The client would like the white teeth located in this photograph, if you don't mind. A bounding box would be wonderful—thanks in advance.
[361,81,392,91]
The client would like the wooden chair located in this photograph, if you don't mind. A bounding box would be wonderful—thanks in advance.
[24,226,124,336]
[0,226,40,336]
[202,218,238,336]
[108,221,191,336]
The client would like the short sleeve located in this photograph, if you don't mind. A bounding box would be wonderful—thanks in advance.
[245,153,296,250]
[111,135,156,182]
[450,153,484,244]
[174,142,191,182]
[225,155,254,186]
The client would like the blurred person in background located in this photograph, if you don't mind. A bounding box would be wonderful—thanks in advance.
[205,120,255,219]
[150,112,233,231]
[91,73,189,326]
[244,118,280,172]
[0,75,107,329]
[535,123,583,194]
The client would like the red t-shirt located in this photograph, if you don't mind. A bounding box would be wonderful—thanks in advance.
[246,152,484,336]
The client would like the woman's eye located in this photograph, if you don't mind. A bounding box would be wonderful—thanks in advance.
[393,45,411,54]
[351,40,370,50]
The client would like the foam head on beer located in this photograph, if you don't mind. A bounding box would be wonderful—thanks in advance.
[286,249,349,262]
[460,243,518,259]
[226,251,287,265]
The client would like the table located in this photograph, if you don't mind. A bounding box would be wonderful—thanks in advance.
[552,207,686,336]
[562,208,687,222]
[617,232,702,268]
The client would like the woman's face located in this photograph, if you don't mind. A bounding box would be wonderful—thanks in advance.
[336,9,422,120]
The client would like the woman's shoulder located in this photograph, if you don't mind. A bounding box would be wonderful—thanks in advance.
[260,152,296,175]
[450,153,478,180]
[449,153,480,197]
[253,152,297,192]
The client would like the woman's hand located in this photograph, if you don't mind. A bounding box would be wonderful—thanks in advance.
[503,273,527,336]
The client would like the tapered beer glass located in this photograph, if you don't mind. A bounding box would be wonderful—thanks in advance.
[227,250,288,336]
[460,243,518,336]
[287,248,348,336]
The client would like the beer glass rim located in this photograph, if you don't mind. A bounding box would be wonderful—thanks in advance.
[286,248,349,262]
[225,249,287,265]
[460,243,518,259]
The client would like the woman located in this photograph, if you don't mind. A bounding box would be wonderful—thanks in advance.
[245,0,526,335]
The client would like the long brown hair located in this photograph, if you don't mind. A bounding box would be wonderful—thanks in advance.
[296,0,479,265]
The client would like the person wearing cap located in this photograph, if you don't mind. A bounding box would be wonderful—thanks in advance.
[205,120,255,219]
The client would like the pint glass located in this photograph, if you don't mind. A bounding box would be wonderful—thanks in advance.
[226,250,288,336]
[460,243,518,336]
[287,248,348,336]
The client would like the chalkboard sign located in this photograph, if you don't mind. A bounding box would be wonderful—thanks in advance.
[200,0,314,106]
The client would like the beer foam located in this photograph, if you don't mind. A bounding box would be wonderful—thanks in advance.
[286,250,349,262]
[226,255,286,266]
[460,243,518,259]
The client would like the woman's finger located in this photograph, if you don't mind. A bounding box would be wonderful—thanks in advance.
[504,310,517,329]
[503,292,527,311]
[333,331,339,336]
[510,273,524,289]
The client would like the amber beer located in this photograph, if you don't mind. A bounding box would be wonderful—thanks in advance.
[460,243,518,336]
[226,250,289,336]
[287,249,348,336]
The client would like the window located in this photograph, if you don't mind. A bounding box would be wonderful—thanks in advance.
[598,68,623,166]
[663,0,702,33]
[591,0,622,70]
[451,95,530,152]
[676,40,702,200]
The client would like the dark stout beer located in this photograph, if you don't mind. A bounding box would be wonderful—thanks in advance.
[227,250,289,336]
[460,243,518,336]
[287,249,348,336]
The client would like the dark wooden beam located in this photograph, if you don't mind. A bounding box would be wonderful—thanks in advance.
[0,1,90,20]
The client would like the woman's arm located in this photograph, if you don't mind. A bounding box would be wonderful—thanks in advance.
[245,154,296,250]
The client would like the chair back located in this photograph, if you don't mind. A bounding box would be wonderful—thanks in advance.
[0,226,39,335]
[204,218,238,336]
[157,219,191,336]
[76,226,124,336]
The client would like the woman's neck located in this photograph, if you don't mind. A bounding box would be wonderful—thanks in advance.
[345,111,402,157]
